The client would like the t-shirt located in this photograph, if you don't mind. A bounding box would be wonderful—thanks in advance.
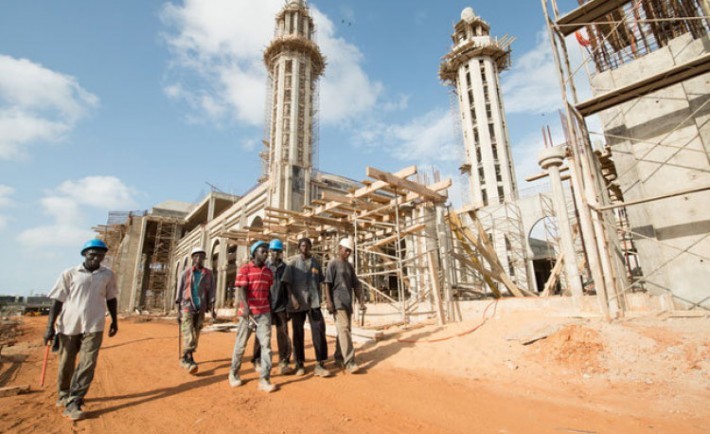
[235,261,273,316]
[191,269,202,310]
[324,258,361,313]
[282,255,323,312]
[48,265,119,335]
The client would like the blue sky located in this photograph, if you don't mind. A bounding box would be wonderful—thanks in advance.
[0,0,589,295]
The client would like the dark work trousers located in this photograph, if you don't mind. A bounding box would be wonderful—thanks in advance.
[252,310,292,364]
[290,308,328,364]
[57,332,104,406]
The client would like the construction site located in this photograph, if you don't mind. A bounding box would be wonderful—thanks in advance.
[1,1,708,432]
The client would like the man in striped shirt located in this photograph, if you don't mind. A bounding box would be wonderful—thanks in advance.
[228,240,277,393]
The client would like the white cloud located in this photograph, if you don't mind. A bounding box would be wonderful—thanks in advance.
[356,108,461,164]
[161,0,383,127]
[502,28,594,115]
[55,176,139,209]
[0,185,13,230]
[0,55,98,160]
[17,176,138,249]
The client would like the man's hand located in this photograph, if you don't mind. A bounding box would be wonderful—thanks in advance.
[176,311,182,325]
[240,305,251,319]
[290,295,301,312]
[326,301,335,315]
[359,303,367,313]
[108,321,118,337]
[211,309,217,322]
[43,326,55,346]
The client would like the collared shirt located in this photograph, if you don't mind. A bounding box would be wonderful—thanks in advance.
[235,261,273,316]
[48,264,119,335]
[282,254,323,311]
[176,266,215,314]
[267,259,287,312]
[325,258,362,313]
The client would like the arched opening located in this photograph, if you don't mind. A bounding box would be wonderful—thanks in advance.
[528,217,558,294]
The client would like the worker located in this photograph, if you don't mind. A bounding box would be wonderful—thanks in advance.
[282,237,331,377]
[324,237,366,374]
[175,246,216,374]
[228,241,277,393]
[251,239,294,375]
[43,239,119,421]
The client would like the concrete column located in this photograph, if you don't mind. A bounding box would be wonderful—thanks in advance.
[539,146,584,306]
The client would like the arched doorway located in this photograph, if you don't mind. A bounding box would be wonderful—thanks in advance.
[528,217,558,293]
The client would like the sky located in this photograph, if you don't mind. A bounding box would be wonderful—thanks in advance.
[0,0,592,296]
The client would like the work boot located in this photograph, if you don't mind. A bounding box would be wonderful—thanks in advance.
[186,352,198,375]
[180,354,191,370]
[56,396,68,407]
[258,378,277,393]
[314,362,332,378]
[334,358,345,370]
[345,362,360,374]
[228,372,242,388]
[278,360,294,375]
[63,401,84,421]
[294,362,305,376]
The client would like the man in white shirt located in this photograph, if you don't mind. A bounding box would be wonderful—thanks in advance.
[43,239,119,421]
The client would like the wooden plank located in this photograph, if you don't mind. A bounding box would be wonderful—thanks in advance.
[0,385,30,398]
[366,167,447,203]
[352,165,417,199]
[541,253,564,297]
[370,224,427,249]
[427,250,446,326]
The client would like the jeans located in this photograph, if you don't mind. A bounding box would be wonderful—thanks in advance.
[181,311,204,356]
[57,332,104,405]
[230,313,272,379]
[291,308,327,364]
[253,310,291,364]
[333,309,355,366]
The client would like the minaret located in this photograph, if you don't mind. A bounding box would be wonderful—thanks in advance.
[440,7,517,208]
[262,0,325,211]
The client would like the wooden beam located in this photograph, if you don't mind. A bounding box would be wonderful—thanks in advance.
[370,224,427,248]
[366,167,447,203]
[0,385,30,397]
[541,253,564,297]
[352,165,417,199]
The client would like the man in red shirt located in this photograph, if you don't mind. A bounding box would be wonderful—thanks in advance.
[228,241,276,393]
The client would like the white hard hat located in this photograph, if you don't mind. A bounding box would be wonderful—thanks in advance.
[339,238,354,251]
[191,246,206,256]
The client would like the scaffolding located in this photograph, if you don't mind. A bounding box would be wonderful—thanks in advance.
[541,0,710,315]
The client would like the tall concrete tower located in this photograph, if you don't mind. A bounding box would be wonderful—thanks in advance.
[440,7,517,208]
[262,0,325,211]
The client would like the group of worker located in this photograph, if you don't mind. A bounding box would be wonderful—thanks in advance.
[43,236,365,420]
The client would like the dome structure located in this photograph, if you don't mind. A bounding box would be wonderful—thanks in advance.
[461,7,476,22]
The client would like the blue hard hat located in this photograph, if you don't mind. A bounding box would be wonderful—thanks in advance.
[269,239,283,251]
[250,240,268,257]
[81,239,108,255]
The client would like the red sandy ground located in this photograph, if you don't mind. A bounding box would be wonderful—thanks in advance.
[0,311,708,434]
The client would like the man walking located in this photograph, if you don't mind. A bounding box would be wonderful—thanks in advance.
[228,241,277,393]
[175,246,216,374]
[282,238,331,377]
[251,239,294,375]
[325,238,366,374]
[43,239,119,421]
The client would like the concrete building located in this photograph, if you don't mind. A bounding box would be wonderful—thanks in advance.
[542,0,710,312]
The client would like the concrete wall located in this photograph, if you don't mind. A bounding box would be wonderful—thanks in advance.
[591,33,710,309]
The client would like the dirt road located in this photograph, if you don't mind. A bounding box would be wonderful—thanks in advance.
[1,315,707,433]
